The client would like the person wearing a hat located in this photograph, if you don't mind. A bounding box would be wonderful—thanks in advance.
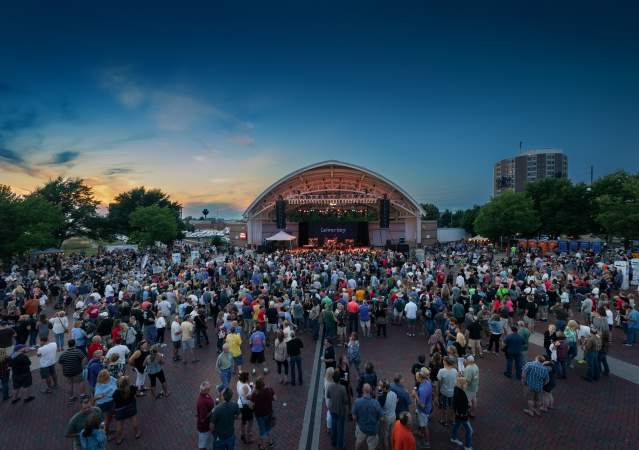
[9,343,35,403]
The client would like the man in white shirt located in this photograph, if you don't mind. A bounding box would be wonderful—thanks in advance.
[106,343,130,365]
[404,299,418,337]
[170,316,182,361]
[455,274,465,289]
[37,336,58,393]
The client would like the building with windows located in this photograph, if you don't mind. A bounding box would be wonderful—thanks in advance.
[493,149,568,195]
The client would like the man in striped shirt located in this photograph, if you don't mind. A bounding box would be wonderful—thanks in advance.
[522,355,549,417]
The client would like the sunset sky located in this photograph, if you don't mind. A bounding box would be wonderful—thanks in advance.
[1,1,638,218]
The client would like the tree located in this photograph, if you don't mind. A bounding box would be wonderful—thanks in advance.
[438,209,453,227]
[525,178,594,237]
[592,172,639,242]
[0,185,63,257]
[474,191,540,243]
[420,203,439,221]
[460,205,481,235]
[202,208,209,219]
[129,206,179,247]
[31,177,99,243]
[108,187,182,235]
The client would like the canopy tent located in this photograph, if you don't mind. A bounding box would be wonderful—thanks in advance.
[468,235,490,243]
[265,230,297,241]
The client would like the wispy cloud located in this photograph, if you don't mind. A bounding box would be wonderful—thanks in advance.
[48,150,80,165]
[98,67,255,135]
[0,147,45,177]
[100,67,145,108]
[229,135,255,146]
[103,167,134,177]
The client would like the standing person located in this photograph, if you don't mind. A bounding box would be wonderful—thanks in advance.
[541,356,556,412]
[436,356,458,427]
[36,335,58,393]
[287,331,304,386]
[143,344,169,399]
[79,412,107,450]
[155,313,166,344]
[412,368,433,449]
[181,316,198,364]
[463,356,479,417]
[390,374,411,417]
[112,375,141,444]
[58,339,87,402]
[170,315,182,361]
[347,296,360,334]
[216,343,234,392]
[449,376,473,450]
[327,369,349,450]
[404,299,418,337]
[352,383,383,450]
[599,329,611,376]
[0,348,10,402]
[347,332,362,375]
[249,376,276,450]
[93,369,117,438]
[522,355,550,417]
[237,371,254,444]
[503,326,525,380]
[359,300,372,337]
[379,379,398,450]
[66,396,103,450]
[624,304,639,346]
[50,310,69,351]
[210,388,241,450]
[225,324,243,374]
[9,344,34,403]
[466,318,482,358]
[582,328,601,382]
[323,338,337,370]
[128,340,149,395]
[196,381,215,450]
[487,314,505,354]
[249,326,267,373]
[273,331,289,385]
[391,411,417,450]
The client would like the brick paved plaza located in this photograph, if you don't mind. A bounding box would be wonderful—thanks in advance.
[2,320,639,450]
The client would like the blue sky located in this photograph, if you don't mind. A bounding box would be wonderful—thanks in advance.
[1,1,637,217]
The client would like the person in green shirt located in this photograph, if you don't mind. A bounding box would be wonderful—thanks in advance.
[517,320,531,356]
[66,396,104,450]
[323,305,337,340]
[463,356,480,417]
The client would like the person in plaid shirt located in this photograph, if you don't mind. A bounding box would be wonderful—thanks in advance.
[522,355,549,417]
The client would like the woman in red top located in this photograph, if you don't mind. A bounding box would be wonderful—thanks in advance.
[391,411,416,450]
[111,320,123,344]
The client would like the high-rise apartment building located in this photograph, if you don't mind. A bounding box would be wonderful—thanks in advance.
[493,149,568,195]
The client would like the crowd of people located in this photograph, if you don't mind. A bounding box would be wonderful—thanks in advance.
[0,240,637,450]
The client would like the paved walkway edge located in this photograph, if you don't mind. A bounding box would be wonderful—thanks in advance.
[298,330,324,450]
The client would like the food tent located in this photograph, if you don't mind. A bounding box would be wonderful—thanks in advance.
[265,230,297,241]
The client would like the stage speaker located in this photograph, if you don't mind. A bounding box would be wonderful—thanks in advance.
[275,199,286,229]
[399,237,406,244]
[379,197,390,229]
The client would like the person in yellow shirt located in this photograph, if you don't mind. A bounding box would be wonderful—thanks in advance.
[225,322,243,374]
[356,289,366,301]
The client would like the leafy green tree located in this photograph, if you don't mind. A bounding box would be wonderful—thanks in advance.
[31,177,99,243]
[13,196,64,254]
[592,172,639,241]
[0,185,63,257]
[420,203,439,221]
[438,209,453,227]
[129,206,179,247]
[108,187,182,234]
[525,178,594,237]
[474,191,540,242]
[460,205,481,235]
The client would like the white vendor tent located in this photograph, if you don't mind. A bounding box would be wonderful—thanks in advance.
[265,230,297,241]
